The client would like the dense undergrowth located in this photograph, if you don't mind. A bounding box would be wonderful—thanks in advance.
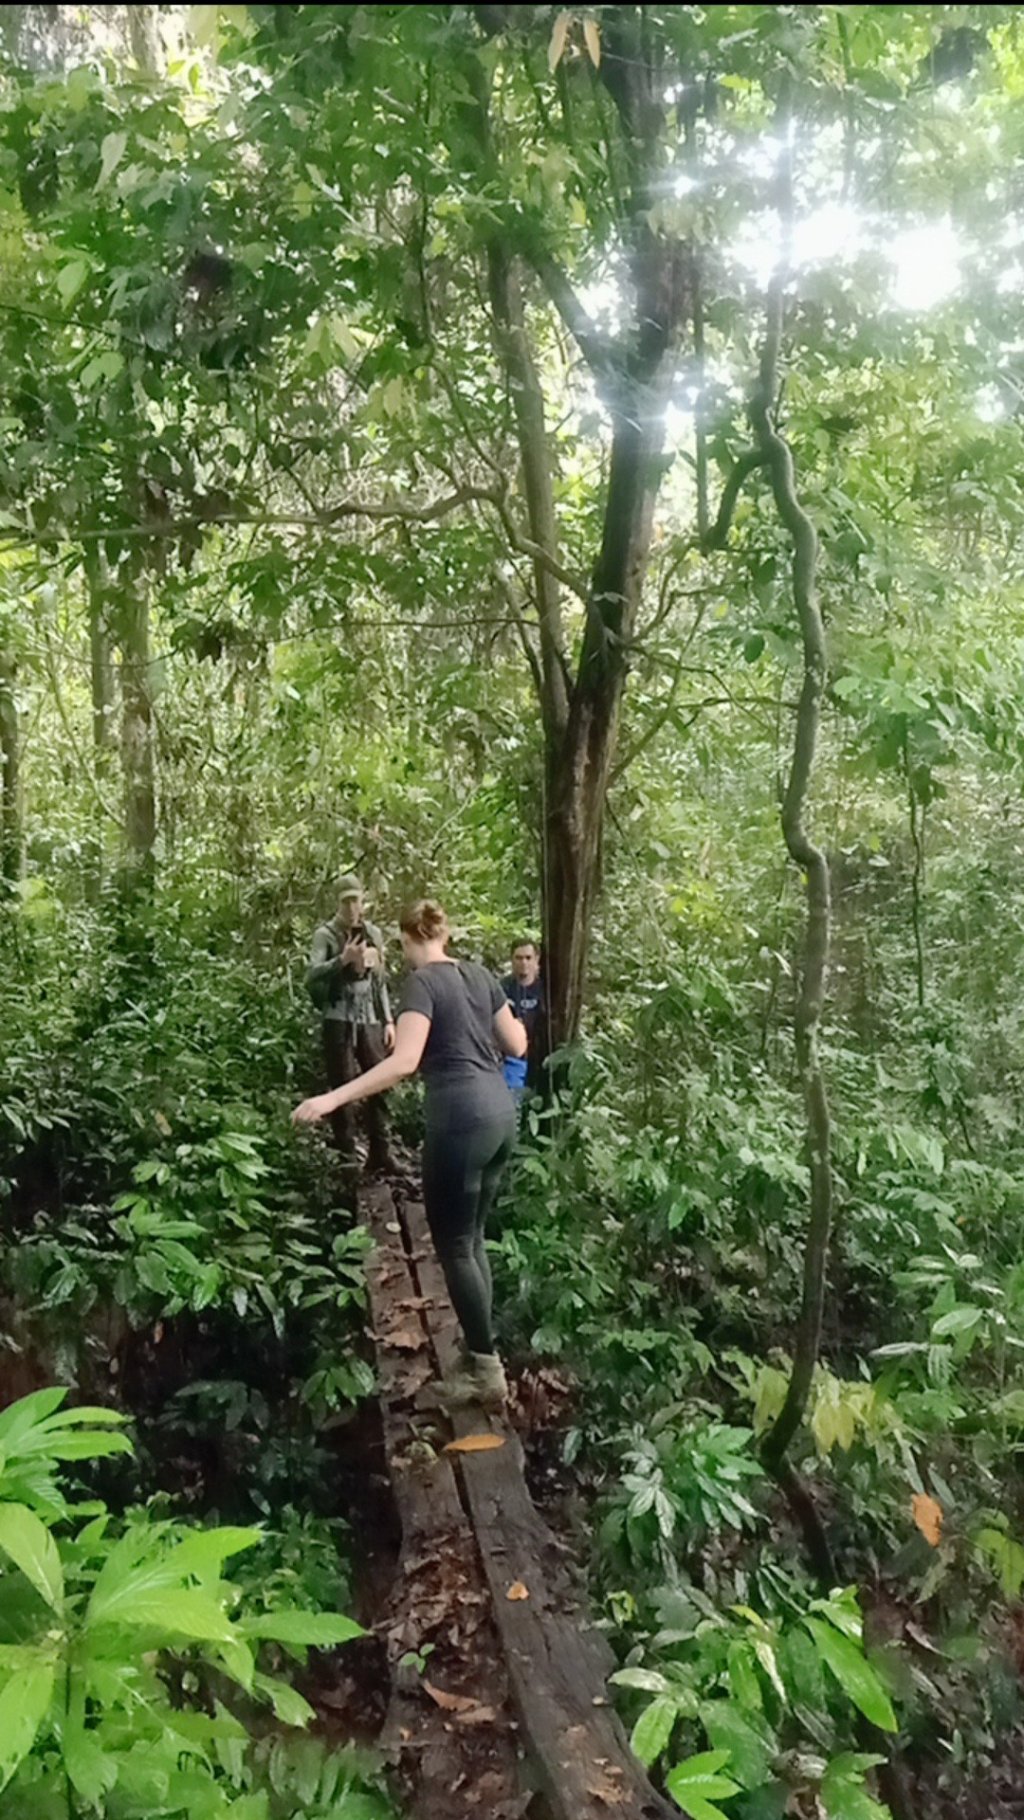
[492,825,1024,1818]
[4,6,1024,1818]
[4,810,1024,1819]
[0,885,396,1817]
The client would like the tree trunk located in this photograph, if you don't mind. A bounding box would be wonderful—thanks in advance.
[126,4,161,74]
[83,553,115,897]
[906,753,926,1009]
[466,8,691,1059]
[0,650,21,887]
[544,406,667,1054]
[116,578,156,882]
[87,561,115,765]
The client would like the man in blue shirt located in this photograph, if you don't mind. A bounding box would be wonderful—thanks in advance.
[501,939,545,1101]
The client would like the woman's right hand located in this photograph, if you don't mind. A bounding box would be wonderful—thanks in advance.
[292,1094,335,1125]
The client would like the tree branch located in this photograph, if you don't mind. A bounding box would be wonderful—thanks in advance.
[494,570,544,701]
[480,146,572,734]
[701,449,767,552]
[0,483,532,550]
[483,487,589,606]
[527,248,619,385]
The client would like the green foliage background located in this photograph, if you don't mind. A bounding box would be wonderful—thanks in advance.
[3,4,1024,1817]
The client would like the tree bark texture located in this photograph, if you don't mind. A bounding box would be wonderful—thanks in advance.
[0,650,21,885]
[116,579,156,879]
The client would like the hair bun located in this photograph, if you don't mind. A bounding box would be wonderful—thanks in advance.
[400,898,449,944]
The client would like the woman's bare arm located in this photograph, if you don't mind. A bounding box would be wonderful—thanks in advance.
[293,1011,430,1123]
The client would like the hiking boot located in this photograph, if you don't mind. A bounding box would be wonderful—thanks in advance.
[439,1352,507,1415]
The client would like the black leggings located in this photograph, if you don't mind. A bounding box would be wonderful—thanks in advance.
[422,1112,515,1355]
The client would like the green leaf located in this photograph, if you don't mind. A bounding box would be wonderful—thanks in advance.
[87,1531,183,1623]
[0,1662,54,1791]
[170,1526,262,1581]
[56,260,89,305]
[253,1671,315,1727]
[931,1306,983,1339]
[28,1433,132,1462]
[37,1406,126,1431]
[727,1643,763,1713]
[241,1610,364,1647]
[821,1753,889,1820]
[97,130,128,187]
[65,1725,118,1805]
[702,1702,774,1790]
[0,1504,63,1611]
[993,1389,1024,1426]
[630,1696,678,1768]
[809,1589,864,1643]
[88,1583,236,1643]
[751,1636,788,1706]
[610,1667,671,1695]
[665,1749,741,1820]
[0,1390,66,1450]
[974,1527,1024,1598]
[217,1639,256,1691]
[804,1619,897,1733]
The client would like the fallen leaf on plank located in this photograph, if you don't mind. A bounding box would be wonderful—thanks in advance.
[456,1703,496,1726]
[388,1329,422,1351]
[423,1681,477,1713]
[444,1433,505,1454]
[506,1581,530,1601]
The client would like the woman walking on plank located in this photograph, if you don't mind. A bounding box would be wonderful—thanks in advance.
[293,899,525,1411]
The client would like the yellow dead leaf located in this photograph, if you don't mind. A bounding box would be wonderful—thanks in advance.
[443,1433,505,1454]
[154,1111,171,1136]
[583,17,601,67]
[388,1328,422,1352]
[456,1703,496,1726]
[423,1681,476,1713]
[912,1492,943,1547]
[506,1581,530,1601]
[548,10,571,71]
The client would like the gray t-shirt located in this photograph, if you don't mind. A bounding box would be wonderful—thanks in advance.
[399,960,512,1127]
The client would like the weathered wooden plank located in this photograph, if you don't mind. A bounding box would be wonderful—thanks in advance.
[400,1197,677,1820]
[361,1185,525,1820]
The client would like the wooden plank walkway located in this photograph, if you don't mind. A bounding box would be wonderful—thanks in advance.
[362,1180,676,1820]
[362,1183,523,1820]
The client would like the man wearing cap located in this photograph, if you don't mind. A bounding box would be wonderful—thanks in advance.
[306,876,396,1173]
